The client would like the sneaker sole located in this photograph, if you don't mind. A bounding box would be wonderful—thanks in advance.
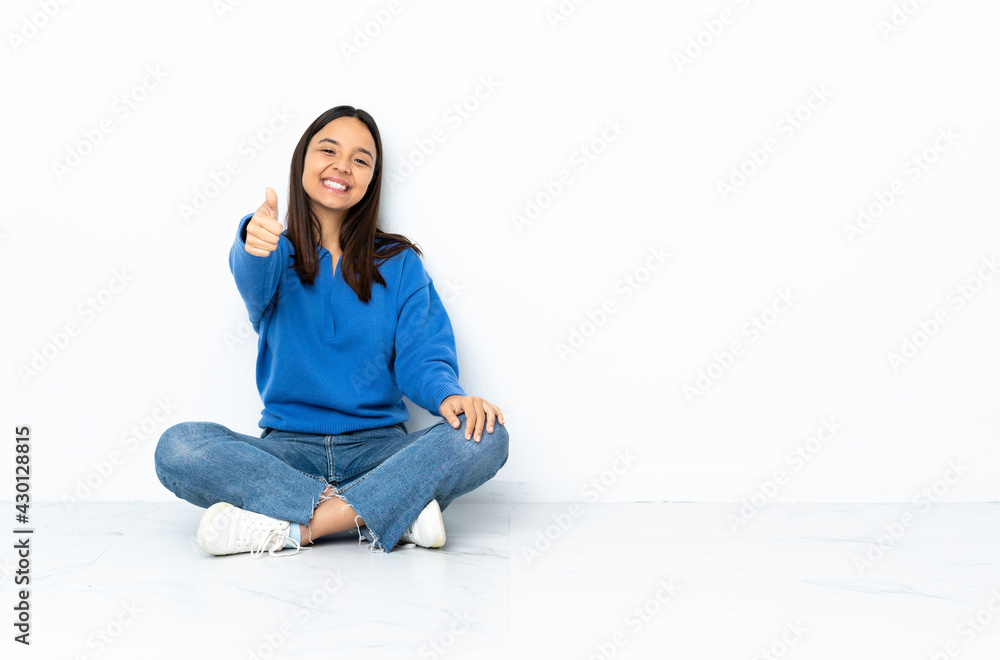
[196,501,235,555]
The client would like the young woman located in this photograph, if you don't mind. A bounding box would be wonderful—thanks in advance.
[154,106,509,557]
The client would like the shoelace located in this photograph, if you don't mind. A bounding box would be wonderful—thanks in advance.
[249,527,307,558]
[229,512,307,559]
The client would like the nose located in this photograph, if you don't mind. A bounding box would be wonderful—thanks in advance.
[330,152,351,174]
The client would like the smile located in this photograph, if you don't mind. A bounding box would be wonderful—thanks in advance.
[322,179,348,192]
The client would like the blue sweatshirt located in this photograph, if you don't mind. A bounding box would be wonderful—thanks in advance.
[229,212,466,434]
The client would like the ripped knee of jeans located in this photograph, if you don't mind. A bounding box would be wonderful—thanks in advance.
[316,484,338,507]
[329,486,386,554]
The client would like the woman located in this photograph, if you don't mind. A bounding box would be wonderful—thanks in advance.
[154,105,509,557]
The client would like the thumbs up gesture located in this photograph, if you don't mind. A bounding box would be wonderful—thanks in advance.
[244,187,283,257]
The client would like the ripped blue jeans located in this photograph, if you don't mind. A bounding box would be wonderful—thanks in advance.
[153,413,509,553]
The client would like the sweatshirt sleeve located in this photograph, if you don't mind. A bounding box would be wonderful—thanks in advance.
[228,212,286,330]
[393,251,466,415]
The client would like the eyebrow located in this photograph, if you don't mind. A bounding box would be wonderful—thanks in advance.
[318,138,374,161]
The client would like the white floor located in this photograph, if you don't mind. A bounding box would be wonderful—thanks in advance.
[5,500,1000,659]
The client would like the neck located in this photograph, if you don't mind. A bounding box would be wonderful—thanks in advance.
[311,202,345,254]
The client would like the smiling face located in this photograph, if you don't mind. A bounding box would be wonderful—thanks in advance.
[301,116,377,224]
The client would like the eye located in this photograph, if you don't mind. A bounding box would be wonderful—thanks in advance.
[321,149,335,154]
[355,158,370,166]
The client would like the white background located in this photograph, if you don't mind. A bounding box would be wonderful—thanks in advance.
[3,0,998,507]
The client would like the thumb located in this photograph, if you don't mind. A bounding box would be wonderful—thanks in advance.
[264,186,278,220]
[439,397,462,429]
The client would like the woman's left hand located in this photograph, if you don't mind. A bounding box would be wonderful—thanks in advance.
[439,395,505,443]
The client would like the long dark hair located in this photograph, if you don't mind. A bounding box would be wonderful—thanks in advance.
[285,105,421,302]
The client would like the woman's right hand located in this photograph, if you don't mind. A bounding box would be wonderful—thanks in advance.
[244,187,283,257]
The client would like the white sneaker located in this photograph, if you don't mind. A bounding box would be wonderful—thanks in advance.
[398,499,446,548]
[196,502,307,557]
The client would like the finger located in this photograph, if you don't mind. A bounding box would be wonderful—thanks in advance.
[245,231,279,254]
[260,215,284,237]
[247,224,280,246]
[464,398,476,440]
[441,405,460,431]
[252,188,283,235]
[247,215,282,249]
[244,244,273,258]
[439,396,462,430]
[264,187,278,219]
[472,398,486,442]
[486,407,496,434]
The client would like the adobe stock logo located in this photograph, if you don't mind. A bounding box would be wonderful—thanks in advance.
[19,269,134,384]
[8,0,72,52]
[683,288,797,404]
[512,117,626,233]
[727,417,842,534]
[51,66,168,182]
[672,0,756,73]
[843,127,959,243]
[887,255,998,373]
[715,85,832,202]
[555,247,669,361]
